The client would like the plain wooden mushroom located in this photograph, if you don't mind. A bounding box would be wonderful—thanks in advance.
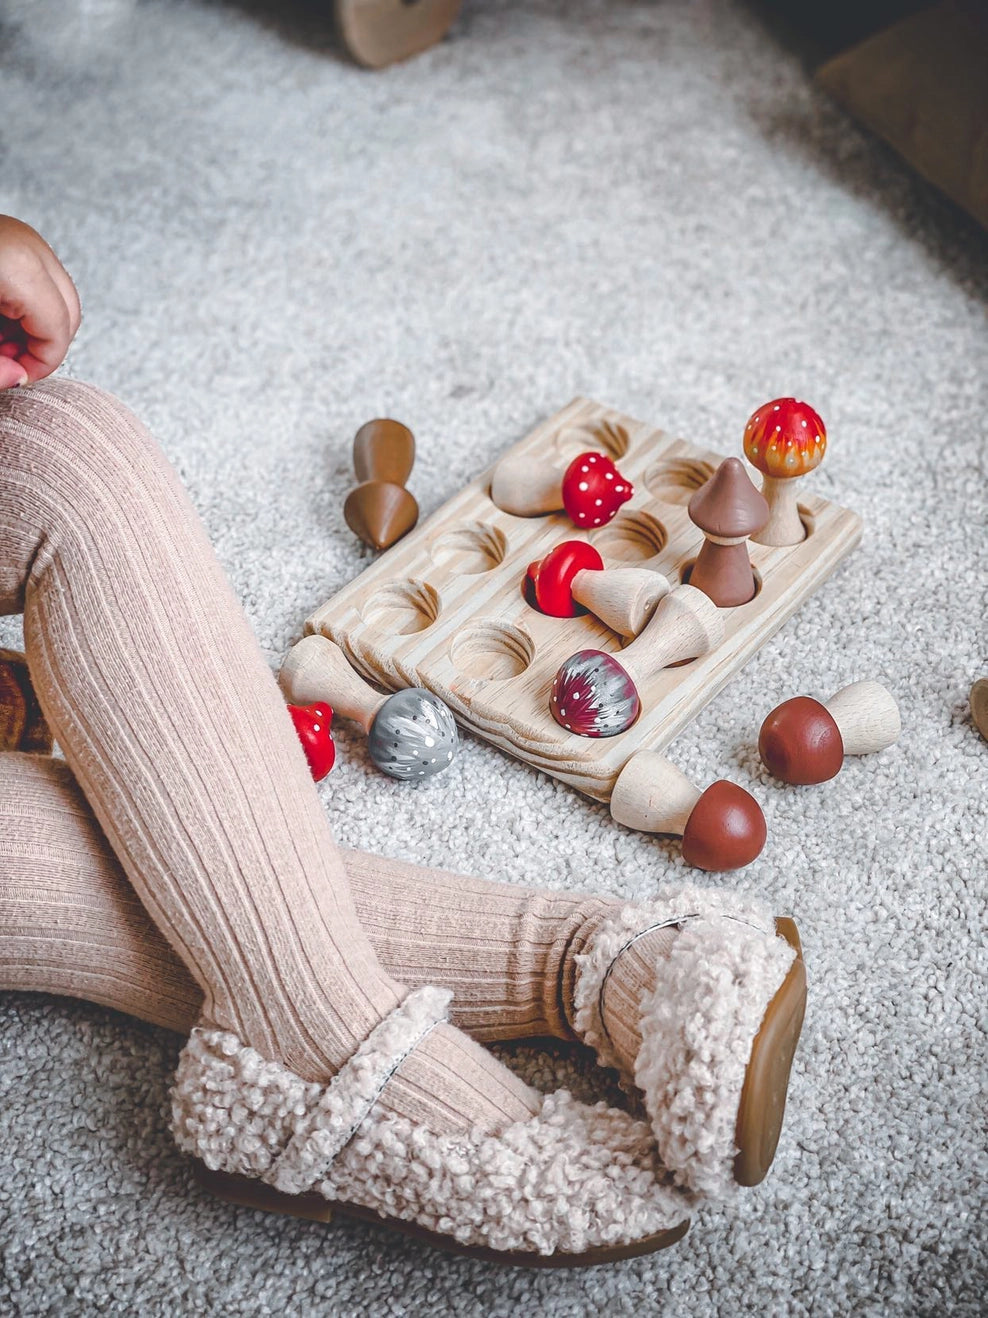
[743,398,827,547]
[280,635,458,780]
[344,419,419,551]
[610,751,767,870]
[527,540,670,637]
[759,680,901,784]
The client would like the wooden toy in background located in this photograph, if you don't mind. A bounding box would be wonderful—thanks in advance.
[344,419,419,551]
[687,458,769,607]
[743,398,827,547]
[0,649,53,754]
[526,541,670,636]
[610,751,767,870]
[491,440,634,526]
[971,678,988,742]
[288,702,336,781]
[280,634,458,781]
[759,681,901,785]
[300,397,862,805]
[550,586,724,737]
[334,0,461,70]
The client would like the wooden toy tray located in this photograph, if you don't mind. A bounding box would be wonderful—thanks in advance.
[306,398,862,801]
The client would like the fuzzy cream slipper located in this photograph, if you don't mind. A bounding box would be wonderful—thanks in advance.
[572,890,807,1198]
[173,985,691,1266]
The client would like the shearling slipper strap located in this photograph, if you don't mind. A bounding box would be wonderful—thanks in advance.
[268,984,452,1196]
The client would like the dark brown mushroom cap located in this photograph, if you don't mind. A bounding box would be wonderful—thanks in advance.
[688,457,769,538]
[759,696,844,784]
[681,780,767,870]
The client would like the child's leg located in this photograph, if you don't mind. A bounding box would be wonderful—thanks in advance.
[0,750,614,1041]
[0,379,536,1130]
[1,746,802,1196]
[0,380,691,1258]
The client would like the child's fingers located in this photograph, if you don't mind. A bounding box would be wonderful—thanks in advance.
[0,356,29,389]
[0,277,73,383]
[39,247,82,338]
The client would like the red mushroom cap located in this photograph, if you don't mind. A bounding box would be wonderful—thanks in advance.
[758,695,844,785]
[743,398,826,480]
[288,702,336,781]
[681,780,767,870]
[561,451,634,528]
[527,540,605,617]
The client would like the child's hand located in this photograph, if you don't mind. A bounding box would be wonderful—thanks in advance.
[0,216,81,390]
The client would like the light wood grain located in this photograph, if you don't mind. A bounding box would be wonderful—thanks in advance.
[572,566,670,637]
[303,398,862,802]
[826,681,900,757]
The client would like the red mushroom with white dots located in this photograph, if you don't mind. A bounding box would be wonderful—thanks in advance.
[491,447,633,527]
[743,398,827,546]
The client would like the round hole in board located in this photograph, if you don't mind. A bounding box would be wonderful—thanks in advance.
[643,456,716,506]
[449,619,535,682]
[360,579,440,636]
[431,522,508,574]
[592,510,667,562]
[552,419,631,466]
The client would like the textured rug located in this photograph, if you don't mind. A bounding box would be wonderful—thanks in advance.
[0,1,985,1313]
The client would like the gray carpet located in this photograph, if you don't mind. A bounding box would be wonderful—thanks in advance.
[1,0,986,1313]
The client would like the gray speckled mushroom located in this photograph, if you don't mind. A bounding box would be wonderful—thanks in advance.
[280,635,458,780]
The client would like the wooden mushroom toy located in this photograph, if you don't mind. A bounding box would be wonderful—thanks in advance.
[280,635,458,780]
[550,585,724,737]
[491,449,633,527]
[688,458,769,607]
[971,678,988,742]
[743,398,827,546]
[611,751,767,870]
[527,540,670,637]
[0,649,53,754]
[287,702,336,781]
[759,681,900,784]
[344,419,419,550]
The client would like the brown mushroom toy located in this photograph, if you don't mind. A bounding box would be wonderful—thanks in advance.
[688,458,769,607]
[344,419,419,550]
[610,751,767,870]
[527,540,670,637]
[759,681,901,785]
[743,398,826,547]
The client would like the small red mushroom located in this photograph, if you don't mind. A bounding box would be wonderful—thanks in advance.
[288,701,336,781]
[490,446,634,524]
[527,540,604,616]
[526,540,670,635]
[743,398,826,546]
[610,751,767,870]
[759,681,900,785]
[560,452,634,528]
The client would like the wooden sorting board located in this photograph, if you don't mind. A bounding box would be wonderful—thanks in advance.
[306,398,862,800]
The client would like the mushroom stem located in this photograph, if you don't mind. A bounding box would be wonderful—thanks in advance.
[490,451,565,515]
[279,635,385,735]
[619,585,724,685]
[689,535,757,607]
[572,567,670,637]
[826,681,900,757]
[753,476,806,547]
[610,753,699,836]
